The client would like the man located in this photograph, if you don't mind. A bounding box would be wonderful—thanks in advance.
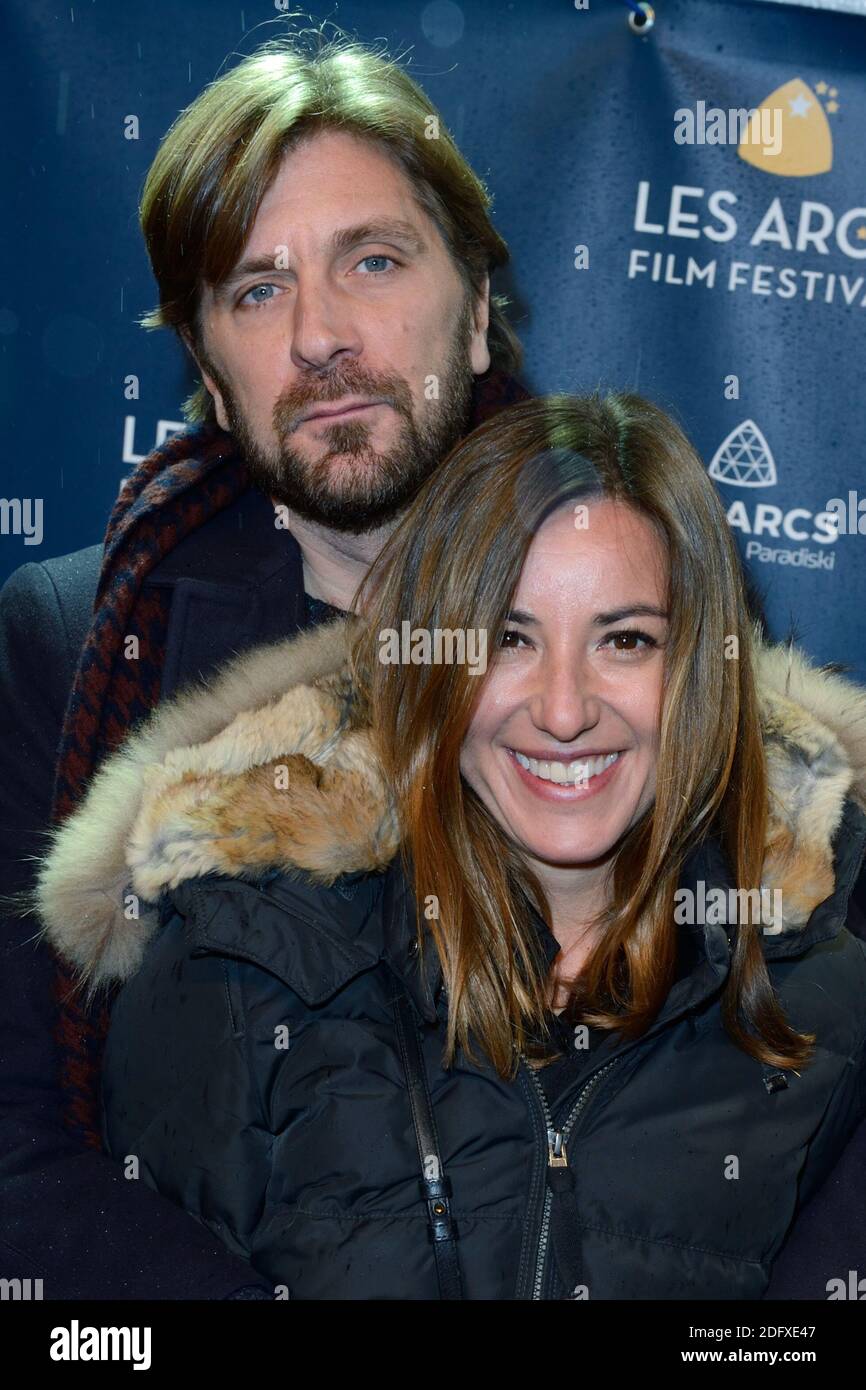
[0,33,527,1300]
[0,31,862,1301]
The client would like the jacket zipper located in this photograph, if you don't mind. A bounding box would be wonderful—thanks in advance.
[521,1054,622,1300]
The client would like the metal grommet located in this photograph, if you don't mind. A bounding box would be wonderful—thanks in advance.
[763,1069,789,1095]
[628,2,655,33]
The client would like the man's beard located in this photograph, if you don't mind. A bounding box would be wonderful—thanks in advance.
[207,300,477,535]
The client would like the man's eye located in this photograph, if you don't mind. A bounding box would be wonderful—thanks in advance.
[355,255,399,275]
[239,283,281,307]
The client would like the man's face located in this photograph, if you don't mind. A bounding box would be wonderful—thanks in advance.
[188,128,491,533]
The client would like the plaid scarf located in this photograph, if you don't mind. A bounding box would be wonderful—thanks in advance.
[50,367,532,1148]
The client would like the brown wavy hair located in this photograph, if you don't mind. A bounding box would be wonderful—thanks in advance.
[349,391,815,1079]
[136,20,522,425]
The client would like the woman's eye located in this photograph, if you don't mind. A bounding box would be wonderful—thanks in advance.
[603,629,657,656]
[499,628,659,654]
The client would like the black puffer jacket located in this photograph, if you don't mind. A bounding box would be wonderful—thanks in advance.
[34,618,866,1299]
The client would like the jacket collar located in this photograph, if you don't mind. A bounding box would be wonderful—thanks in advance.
[33,614,866,995]
[146,485,310,703]
[144,482,297,588]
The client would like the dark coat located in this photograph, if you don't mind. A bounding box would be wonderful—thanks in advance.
[31,610,866,1299]
[0,485,315,1298]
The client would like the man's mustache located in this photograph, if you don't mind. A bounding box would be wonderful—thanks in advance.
[274,374,413,435]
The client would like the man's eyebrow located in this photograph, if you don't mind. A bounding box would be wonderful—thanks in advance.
[329,219,427,257]
[505,605,669,626]
[213,219,428,302]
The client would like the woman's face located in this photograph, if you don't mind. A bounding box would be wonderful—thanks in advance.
[459,498,669,871]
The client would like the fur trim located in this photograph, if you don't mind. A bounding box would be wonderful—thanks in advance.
[30,615,387,989]
[755,632,866,928]
[30,618,866,990]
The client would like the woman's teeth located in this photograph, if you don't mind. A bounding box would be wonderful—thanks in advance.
[513,750,620,785]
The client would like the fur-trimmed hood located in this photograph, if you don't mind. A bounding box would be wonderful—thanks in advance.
[30,616,866,991]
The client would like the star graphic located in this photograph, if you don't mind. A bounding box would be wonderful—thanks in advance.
[829,87,838,98]
[789,93,813,117]
[826,100,839,113]
[857,227,866,241]
[816,80,828,94]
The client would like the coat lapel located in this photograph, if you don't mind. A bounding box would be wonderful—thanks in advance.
[150,485,308,701]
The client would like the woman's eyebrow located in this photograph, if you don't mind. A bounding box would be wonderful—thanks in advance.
[505,604,669,625]
[593,604,669,625]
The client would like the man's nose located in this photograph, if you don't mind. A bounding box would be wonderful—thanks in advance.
[289,276,363,372]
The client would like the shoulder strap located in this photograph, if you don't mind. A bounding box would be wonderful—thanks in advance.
[392,988,465,1300]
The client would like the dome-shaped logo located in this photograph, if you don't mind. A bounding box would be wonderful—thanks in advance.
[738,77,835,177]
[708,420,777,488]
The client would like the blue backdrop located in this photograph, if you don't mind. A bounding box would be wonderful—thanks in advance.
[2,0,865,673]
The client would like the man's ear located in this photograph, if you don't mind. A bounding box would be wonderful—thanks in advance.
[179,325,229,431]
[470,273,491,377]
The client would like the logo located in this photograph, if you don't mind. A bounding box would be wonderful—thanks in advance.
[0,1277,43,1300]
[708,420,839,569]
[709,420,777,488]
[826,1270,866,1300]
[674,103,781,159]
[737,77,838,178]
[628,75,866,308]
[378,622,487,675]
[49,1320,152,1370]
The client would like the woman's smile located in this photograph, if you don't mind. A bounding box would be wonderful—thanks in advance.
[504,745,625,800]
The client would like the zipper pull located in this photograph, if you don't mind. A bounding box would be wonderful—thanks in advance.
[547,1128,568,1167]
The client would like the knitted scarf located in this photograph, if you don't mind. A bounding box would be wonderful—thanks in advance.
[49,368,532,1148]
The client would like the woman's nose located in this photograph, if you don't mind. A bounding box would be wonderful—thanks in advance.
[528,654,601,743]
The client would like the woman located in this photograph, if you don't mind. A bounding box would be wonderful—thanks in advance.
[33,392,866,1300]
